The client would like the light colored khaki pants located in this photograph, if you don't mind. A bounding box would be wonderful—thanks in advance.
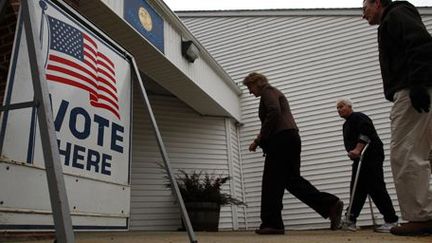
[390,88,432,221]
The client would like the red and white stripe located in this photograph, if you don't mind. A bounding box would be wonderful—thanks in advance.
[46,33,120,119]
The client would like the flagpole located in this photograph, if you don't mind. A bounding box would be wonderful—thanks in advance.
[38,0,47,47]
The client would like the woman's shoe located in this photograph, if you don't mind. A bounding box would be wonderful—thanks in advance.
[255,227,285,235]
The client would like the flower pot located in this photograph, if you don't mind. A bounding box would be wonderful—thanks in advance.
[183,202,220,232]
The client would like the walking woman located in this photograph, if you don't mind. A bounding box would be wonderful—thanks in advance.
[243,72,344,234]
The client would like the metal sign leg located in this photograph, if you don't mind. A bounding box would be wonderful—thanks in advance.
[130,57,197,243]
[21,0,75,242]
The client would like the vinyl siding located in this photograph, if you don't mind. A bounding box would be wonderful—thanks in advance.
[130,83,244,230]
[225,119,248,229]
[179,9,432,229]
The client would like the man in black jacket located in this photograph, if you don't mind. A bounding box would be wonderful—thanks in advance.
[362,0,432,236]
[337,98,398,233]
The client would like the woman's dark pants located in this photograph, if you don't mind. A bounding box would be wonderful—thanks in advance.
[260,130,339,229]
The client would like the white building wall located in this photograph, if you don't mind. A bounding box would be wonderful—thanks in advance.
[162,18,242,121]
[179,9,432,229]
[129,84,244,230]
[100,0,123,14]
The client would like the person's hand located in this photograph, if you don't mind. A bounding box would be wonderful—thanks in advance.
[348,149,361,160]
[409,86,430,113]
[249,141,258,152]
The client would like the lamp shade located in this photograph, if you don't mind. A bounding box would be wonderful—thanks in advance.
[181,40,199,63]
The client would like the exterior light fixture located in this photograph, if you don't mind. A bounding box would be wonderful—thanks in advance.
[181,40,199,63]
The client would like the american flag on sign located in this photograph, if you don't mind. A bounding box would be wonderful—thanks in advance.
[45,16,120,119]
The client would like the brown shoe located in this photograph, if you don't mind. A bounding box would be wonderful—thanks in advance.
[329,200,344,230]
[255,227,285,235]
[390,220,432,236]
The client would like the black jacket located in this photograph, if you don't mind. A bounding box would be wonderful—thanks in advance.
[378,1,432,101]
[343,112,383,157]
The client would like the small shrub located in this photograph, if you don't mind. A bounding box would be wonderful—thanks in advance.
[160,164,246,206]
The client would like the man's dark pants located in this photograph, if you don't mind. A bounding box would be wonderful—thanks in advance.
[348,149,398,223]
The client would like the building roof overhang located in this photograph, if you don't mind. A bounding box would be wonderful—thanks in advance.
[75,0,242,121]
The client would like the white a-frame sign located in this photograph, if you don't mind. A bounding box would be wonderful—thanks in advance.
[0,0,196,242]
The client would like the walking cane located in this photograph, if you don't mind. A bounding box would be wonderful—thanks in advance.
[344,143,377,230]
[367,194,378,231]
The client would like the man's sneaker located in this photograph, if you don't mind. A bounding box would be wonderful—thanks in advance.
[341,219,357,232]
[329,200,344,230]
[390,220,432,236]
[375,222,399,233]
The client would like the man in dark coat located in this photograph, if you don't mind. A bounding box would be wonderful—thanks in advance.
[362,0,432,235]
[337,98,398,233]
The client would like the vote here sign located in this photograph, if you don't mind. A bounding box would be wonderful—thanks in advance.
[0,0,131,228]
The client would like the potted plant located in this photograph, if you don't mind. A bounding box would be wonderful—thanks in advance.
[161,167,246,231]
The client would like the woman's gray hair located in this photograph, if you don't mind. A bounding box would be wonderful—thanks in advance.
[336,97,353,107]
